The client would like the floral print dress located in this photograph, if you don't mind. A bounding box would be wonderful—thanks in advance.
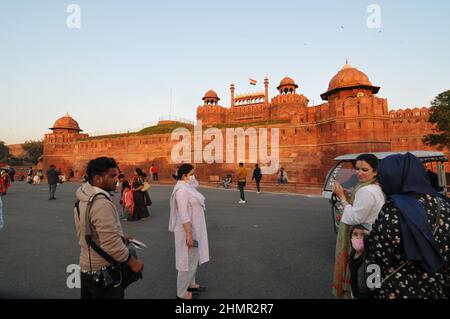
[366,194,450,299]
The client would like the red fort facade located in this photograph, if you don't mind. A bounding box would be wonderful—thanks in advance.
[43,63,449,190]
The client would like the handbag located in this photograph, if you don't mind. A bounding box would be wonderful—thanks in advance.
[141,182,151,192]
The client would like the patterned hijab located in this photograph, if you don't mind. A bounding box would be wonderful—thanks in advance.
[378,152,447,273]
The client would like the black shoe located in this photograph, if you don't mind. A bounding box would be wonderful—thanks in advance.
[188,286,207,292]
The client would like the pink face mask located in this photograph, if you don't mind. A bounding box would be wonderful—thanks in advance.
[351,238,364,251]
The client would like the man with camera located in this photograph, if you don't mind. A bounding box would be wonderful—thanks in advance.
[74,157,144,299]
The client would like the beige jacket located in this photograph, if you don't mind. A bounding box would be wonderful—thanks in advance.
[74,183,129,272]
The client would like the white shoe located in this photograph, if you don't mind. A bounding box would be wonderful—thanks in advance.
[238,200,246,204]
[257,191,261,194]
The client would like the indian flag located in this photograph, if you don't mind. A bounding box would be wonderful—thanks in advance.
[249,78,257,85]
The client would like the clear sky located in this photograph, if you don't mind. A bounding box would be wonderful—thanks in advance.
[1,0,449,144]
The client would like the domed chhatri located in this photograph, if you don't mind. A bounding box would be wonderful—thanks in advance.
[50,113,82,132]
[321,62,380,100]
[202,89,220,105]
[277,76,299,94]
[202,89,220,100]
[278,76,297,88]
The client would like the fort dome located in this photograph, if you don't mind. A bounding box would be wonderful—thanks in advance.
[277,76,298,90]
[50,113,82,132]
[202,90,220,101]
[321,63,380,100]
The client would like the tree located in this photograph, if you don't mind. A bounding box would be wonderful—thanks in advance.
[22,140,44,164]
[0,141,11,162]
[423,90,450,150]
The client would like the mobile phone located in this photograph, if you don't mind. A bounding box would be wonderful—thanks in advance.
[192,240,199,248]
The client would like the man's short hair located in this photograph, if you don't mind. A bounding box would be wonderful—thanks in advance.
[86,157,118,184]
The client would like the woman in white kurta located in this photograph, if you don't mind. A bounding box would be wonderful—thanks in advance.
[169,164,209,299]
[331,153,385,298]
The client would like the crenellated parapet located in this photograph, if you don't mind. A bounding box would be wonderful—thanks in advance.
[271,93,309,106]
[389,107,430,122]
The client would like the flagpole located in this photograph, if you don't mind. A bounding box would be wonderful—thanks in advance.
[169,88,173,120]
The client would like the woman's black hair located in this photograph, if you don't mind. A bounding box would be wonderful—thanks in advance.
[122,180,131,189]
[176,163,194,180]
[354,153,379,172]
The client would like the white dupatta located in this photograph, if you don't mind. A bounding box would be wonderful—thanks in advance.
[169,179,205,232]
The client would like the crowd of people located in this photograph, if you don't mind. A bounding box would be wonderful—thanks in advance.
[2,153,449,299]
[74,158,208,299]
[332,153,450,299]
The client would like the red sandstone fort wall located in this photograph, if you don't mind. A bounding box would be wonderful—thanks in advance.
[42,111,449,188]
[41,69,449,188]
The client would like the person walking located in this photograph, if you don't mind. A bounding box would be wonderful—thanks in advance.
[252,164,262,194]
[0,170,10,195]
[169,164,209,299]
[27,166,33,184]
[365,153,450,299]
[131,168,150,220]
[237,162,247,204]
[8,167,15,183]
[74,157,144,299]
[150,164,159,182]
[120,181,134,221]
[331,153,385,299]
[46,165,59,200]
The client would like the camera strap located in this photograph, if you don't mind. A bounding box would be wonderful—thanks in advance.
[75,192,121,271]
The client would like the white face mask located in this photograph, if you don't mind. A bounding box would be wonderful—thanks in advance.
[189,175,196,183]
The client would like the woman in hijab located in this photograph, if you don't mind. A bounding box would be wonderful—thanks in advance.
[169,164,209,299]
[130,168,150,221]
[331,153,385,298]
[365,152,450,299]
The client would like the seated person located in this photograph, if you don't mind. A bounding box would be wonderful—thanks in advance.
[59,174,67,183]
[277,168,288,185]
[33,174,41,185]
[223,174,232,189]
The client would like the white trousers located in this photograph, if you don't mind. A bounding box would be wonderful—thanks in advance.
[177,247,199,298]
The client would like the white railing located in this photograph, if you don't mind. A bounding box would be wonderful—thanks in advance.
[85,117,194,137]
[158,115,195,125]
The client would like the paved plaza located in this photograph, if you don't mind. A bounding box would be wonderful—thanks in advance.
[0,181,335,299]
